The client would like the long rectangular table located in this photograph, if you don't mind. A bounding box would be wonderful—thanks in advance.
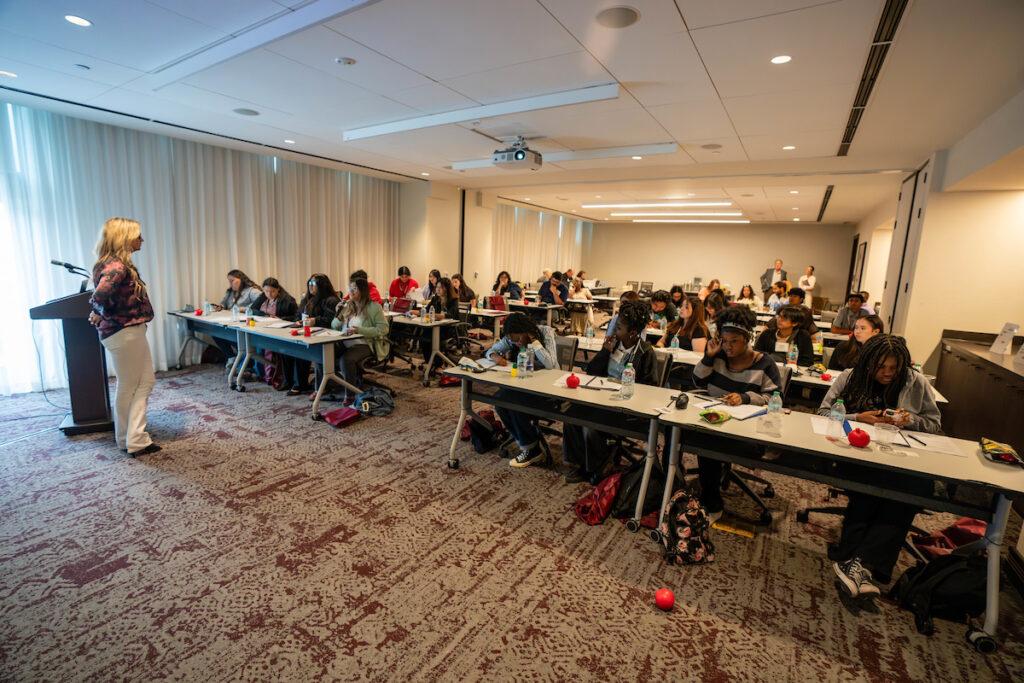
[655,404,1024,650]
[387,313,458,385]
[507,301,565,327]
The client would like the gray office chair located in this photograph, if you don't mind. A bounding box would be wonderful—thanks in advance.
[626,280,639,292]
[639,281,654,296]
[554,335,578,371]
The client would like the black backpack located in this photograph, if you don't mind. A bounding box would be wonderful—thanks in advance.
[468,416,505,454]
[610,458,666,520]
[888,552,987,635]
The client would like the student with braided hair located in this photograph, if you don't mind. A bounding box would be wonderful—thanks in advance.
[484,313,558,468]
[562,300,657,484]
[817,334,940,599]
[693,305,782,521]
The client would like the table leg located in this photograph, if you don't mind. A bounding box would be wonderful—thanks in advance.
[546,308,553,327]
[448,379,471,468]
[234,328,253,391]
[493,316,501,341]
[311,342,362,420]
[176,322,195,369]
[658,426,681,530]
[627,418,661,532]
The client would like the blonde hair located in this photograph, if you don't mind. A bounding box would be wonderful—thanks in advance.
[94,217,147,301]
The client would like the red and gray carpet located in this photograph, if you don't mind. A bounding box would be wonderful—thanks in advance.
[1,366,1021,681]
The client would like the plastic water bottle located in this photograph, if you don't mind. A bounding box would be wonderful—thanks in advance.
[620,363,635,399]
[231,304,239,322]
[585,320,595,341]
[384,298,391,313]
[670,335,679,349]
[828,398,847,439]
[787,345,798,367]
[525,348,535,377]
[517,348,529,380]
[203,299,211,315]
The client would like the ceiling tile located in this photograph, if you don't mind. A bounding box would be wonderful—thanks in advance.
[0,29,143,87]
[676,0,840,30]
[647,99,737,142]
[723,82,856,136]
[147,0,288,32]
[681,136,748,163]
[741,129,843,160]
[388,83,479,114]
[0,57,113,102]
[442,51,610,104]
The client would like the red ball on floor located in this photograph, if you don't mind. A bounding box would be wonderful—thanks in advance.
[655,588,674,611]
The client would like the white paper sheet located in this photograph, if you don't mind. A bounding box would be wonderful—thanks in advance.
[717,403,767,421]
[901,432,967,456]
[264,320,295,329]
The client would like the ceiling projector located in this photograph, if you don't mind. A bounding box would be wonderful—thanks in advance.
[492,138,542,170]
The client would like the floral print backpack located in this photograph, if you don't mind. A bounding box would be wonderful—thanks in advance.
[659,490,715,565]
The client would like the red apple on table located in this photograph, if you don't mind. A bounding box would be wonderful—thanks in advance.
[566,373,580,389]
[821,373,831,381]
[847,428,870,448]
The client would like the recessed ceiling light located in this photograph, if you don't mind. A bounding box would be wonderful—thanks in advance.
[793,218,800,221]
[65,15,92,27]
[595,195,602,198]
[700,143,722,150]
[789,190,799,194]
[792,207,799,210]
[687,193,695,197]
[233,108,260,116]
[782,145,796,150]
[571,210,577,213]
[771,55,792,64]
[631,156,643,160]
[0,70,17,78]
[611,212,743,217]
[595,6,640,29]
[284,139,295,144]
[421,172,430,176]
[334,57,357,66]
[582,202,732,208]
[524,197,530,201]
[633,219,750,224]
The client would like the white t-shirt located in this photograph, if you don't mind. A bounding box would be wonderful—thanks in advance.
[799,274,816,292]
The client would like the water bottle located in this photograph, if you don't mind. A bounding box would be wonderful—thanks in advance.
[525,348,535,377]
[828,398,846,440]
[231,304,239,322]
[670,334,679,349]
[585,320,595,341]
[517,348,529,380]
[384,298,391,313]
[660,318,667,331]
[767,391,783,435]
[619,363,635,399]
[203,298,211,315]
[787,345,798,367]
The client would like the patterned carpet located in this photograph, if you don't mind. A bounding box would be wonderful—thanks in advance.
[1,364,1022,682]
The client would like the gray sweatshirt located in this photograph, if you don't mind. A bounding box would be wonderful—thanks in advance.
[816,368,941,434]
[486,325,558,370]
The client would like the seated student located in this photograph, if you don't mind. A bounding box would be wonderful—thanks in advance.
[702,289,729,337]
[831,292,870,334]
[211,269,262,361]
[538,270,569,305]
[697,278,720,301]
[818,335,940,598]
[693,306,782,522]
[577,269,588,281]
[656,295,708,352]
[562,301,657,483]
[420,269,441,301]
[536,268,552,285]
[765,286,818,338]
[647,290,678,328]
[828,314,884,371]
[859,291,876,315]
[669,285,685,309]
[754,305,814,366]
[567,277,594,335]
[420,277,460,374]
[288,274,341,396]
[331,277,390,401]
[345,269,382,304]
[484,313,559,466]
[248,277,298,386]
[492,270,523,300]
[388,266,419,300]
[766,281,789,312]
[604,290,641,340]
[735,284,762,308]
[451,273,476,303]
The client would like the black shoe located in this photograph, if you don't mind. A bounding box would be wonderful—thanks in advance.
[276,383,293,392]
[564,468,589,484]
[128,443,162,457]
[286,387,302,396]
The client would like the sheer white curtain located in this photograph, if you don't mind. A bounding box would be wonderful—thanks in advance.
[0,102,400,395]
[490,201,591,286]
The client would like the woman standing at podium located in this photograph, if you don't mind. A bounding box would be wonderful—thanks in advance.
[88,217,160,456]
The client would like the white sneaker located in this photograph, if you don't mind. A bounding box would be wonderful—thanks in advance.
[509,445,545,468]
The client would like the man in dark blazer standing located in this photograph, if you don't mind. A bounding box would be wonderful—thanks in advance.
[759,259,787,300]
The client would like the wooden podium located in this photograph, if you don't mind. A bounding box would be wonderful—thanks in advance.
[29,292,114,434]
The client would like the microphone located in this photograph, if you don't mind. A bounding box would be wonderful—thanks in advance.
[51,259,72,268]
[51,259,89,275]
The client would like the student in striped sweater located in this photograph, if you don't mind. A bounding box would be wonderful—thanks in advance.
[693,306,782,521]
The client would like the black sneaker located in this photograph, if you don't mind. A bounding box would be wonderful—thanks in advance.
[833,557,879,598]
[509,444,545,468]
[564,468,589,484]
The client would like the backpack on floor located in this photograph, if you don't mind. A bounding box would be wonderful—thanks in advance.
[468,414,505,453]
[263,350,284,388]
[460,410,501,441]
[911,518,987,560]
[573,472,623,525]
[659,489,715,565]
[888,552,987,635]
[353,388,394,417]
[610,457,666,520]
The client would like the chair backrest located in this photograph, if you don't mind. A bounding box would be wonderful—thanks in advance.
[488,295,507,311]
[640,280,653,292]
[625,280,639,292]
[392,297,412,313]
[651,349,672,388]
[554,335,579,371]
[811,296,828,314]
[776,364,793,397]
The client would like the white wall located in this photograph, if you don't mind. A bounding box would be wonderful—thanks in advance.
[582,221,855,302]
[901,190,1024,365]
[461,190,498,295]
[853,195,898,311]
[398,181,461,285]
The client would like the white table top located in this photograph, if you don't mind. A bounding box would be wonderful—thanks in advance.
[169,310,355,346]
[659,403,1024,496]
[387,314,457,328]
[465,308,508,317]
[507,301,565,310]
[446,366,677,417]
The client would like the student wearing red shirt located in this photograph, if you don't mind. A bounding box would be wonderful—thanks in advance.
[388,266,419,299]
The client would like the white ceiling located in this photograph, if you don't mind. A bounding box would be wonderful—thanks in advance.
[1,0,1022,224]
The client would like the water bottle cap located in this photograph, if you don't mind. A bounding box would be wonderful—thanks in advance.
[773,391,780,395]
[836,398,843,404]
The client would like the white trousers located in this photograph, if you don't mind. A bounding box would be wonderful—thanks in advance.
[101,324,156,452]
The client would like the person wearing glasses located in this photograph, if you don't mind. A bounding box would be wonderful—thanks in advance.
[287,274,340,396]
[332,277,390,401]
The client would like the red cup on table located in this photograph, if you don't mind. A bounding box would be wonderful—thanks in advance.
[303,323,311,337]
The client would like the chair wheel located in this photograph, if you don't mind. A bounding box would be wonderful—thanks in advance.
[236,385,246,392]
[626,519,641,533]
[447,459,459,469]
[422,379,430,387]
[758,511,773,525]
[649,529,662,543]
[966,628,997,653]
[312,413,324,422]
[796,510,810,523]
[762,485,775,498]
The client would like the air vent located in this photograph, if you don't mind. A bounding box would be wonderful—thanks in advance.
[817,185,834,222]
[836,0,908,156]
